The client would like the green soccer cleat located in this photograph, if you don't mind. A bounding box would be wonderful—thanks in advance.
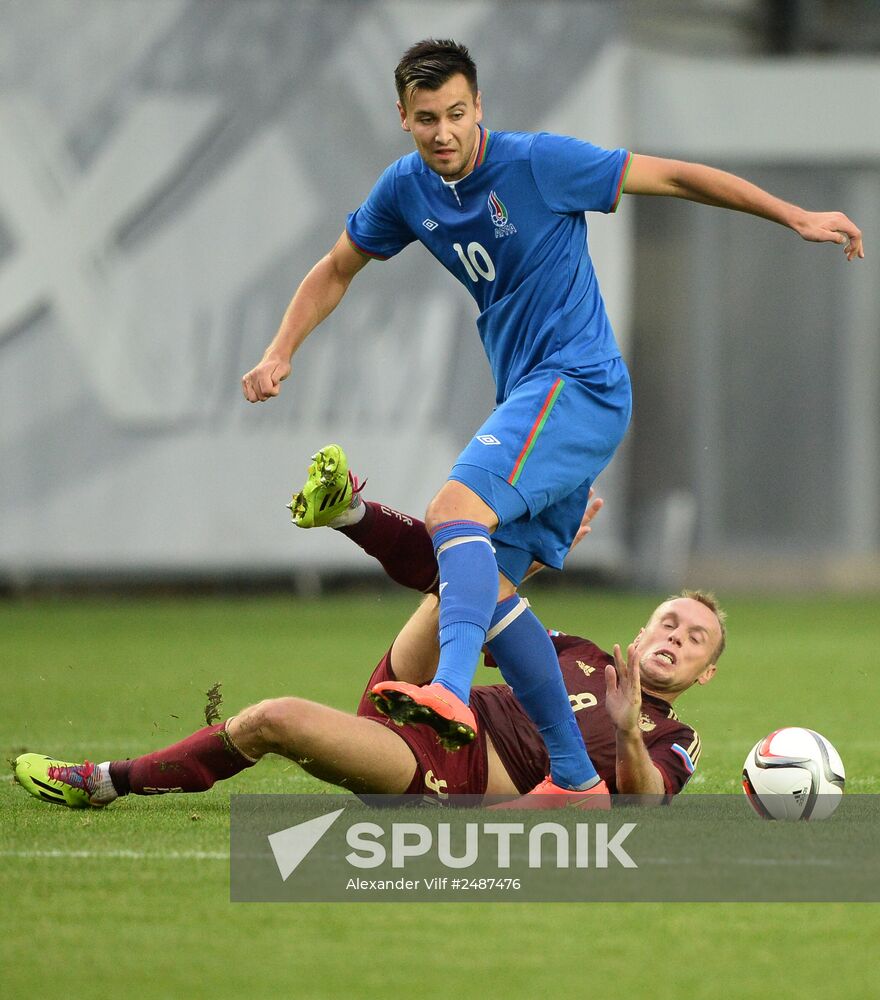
[12,753,105,809]
[287,444,364,528]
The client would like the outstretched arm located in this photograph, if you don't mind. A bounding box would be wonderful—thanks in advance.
[242,232,370,402]
[624,154,864,261]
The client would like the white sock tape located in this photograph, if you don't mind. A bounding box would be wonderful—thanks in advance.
[435,534,495,557]
[485,596,531,643]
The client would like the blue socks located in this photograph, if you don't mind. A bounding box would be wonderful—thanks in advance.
[430,521,599,791]
[431,520,498,703]
[487,596,599,790]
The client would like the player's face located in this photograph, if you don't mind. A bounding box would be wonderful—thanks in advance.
[398,74,483,181]
[633,598,720,697]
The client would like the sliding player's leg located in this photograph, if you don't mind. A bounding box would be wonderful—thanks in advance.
[13,698,418,809]
[289,443,438,591]
[228,698,417,794]
[382,595,440,686]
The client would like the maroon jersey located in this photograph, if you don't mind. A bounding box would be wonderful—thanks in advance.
[473,634,701,794]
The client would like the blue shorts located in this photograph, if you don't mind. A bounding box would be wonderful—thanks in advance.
[449,357,631,584]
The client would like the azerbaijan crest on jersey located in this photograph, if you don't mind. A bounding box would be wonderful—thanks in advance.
[488,190,517,239]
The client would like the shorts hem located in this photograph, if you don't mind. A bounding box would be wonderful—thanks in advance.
[448,467,535,524]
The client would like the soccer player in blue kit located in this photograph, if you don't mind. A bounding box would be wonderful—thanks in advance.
[243,40,864,806]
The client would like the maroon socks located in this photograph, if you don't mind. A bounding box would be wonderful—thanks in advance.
[339,501,439,593]
[109,724,254,796]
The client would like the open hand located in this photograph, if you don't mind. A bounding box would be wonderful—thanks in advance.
[605,641,642,734]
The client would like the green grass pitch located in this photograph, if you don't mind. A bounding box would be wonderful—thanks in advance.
[2,589,878,999]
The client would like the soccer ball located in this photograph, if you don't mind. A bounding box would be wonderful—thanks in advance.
[742,727,845,821]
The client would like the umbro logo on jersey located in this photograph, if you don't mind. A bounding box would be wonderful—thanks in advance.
[422,219,439,231]
[477,434,501,446]
[487,191,517,239]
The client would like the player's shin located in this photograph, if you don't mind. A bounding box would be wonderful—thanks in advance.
[487,597,600,790]
[338,501,439,592]
[430,520,498,702]
[109,723,256,796]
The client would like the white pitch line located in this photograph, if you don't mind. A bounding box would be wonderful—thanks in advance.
[0,849,227,860]
[0,850,851,868]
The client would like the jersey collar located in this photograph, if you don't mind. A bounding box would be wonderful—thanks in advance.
[642,689,676,711]
[434,125,491,183]
[473,125,491,170]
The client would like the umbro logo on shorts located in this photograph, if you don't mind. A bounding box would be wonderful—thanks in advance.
[422,219,439,231]
[477,434,501,445]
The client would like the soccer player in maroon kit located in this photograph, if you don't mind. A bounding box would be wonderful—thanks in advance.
[13,454,723,809]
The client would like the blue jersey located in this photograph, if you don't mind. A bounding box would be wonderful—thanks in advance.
[346,127,631,401]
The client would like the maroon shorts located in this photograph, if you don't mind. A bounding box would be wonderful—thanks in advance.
[357,651,489,801]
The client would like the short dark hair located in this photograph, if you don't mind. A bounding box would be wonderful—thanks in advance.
[394,39,478,107]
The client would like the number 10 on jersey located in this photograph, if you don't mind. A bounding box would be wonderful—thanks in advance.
[453,242,496,282]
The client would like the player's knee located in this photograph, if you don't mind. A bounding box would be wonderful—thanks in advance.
[234,697,304,753]
[425,483,497,534]
[425,494,450,533]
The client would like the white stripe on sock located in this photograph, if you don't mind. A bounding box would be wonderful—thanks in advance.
[435,535,495,556]
[486,596,531,642]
